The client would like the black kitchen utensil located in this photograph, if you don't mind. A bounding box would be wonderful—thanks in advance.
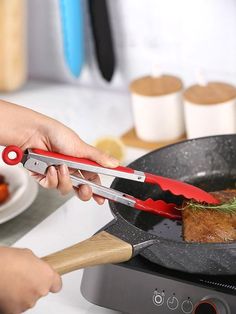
[88,0,115,81]
[42,134,236,276]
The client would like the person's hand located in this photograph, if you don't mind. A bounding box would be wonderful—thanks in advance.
[23,118,119,204]
[0,100,119,204]
[0,247,61,314]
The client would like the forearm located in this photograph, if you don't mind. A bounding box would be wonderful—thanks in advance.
[0,100,52,148]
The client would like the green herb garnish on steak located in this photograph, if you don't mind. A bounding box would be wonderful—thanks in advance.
[183,197,236,214]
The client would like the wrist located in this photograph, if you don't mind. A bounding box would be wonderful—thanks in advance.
[0,100,54,149]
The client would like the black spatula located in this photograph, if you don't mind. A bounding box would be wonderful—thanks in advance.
[88,0,116,82]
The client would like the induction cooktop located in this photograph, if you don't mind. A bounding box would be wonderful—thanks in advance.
[81,255,236,314]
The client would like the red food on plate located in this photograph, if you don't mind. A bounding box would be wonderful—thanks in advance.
[0,175,9,204]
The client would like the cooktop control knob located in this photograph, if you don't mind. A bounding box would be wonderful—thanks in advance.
[152,290,165,306]
[167,295,179,310]
[181,299,194,313]
[194,298,228,314]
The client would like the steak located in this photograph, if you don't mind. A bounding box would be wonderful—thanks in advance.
[182,189,236,243]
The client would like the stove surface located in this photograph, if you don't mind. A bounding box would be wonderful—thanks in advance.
[81,256,236,314]
[126,255,236,295]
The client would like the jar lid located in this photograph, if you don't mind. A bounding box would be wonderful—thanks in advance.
[129,75,183,96]
[184,82,236,105]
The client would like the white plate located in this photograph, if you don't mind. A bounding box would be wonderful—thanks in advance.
[0,176,38,224]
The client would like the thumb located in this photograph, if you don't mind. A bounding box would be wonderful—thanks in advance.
[78,140,119,168]
[50,272,62,293]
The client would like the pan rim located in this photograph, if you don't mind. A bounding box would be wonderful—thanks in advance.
[109,134,236,249]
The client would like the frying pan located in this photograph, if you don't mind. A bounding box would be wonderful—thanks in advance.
[43,134,236,275]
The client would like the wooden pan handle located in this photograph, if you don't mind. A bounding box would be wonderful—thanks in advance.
[42,231,132,275]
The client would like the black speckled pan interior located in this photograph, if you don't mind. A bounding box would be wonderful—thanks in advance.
[109,134,236,275]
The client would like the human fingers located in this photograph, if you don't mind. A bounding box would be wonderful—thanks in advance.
[49,271,62,293]
[79,170,105,205]
[30,166,58,189]
[57,165,73,195]
[74,184,93,202]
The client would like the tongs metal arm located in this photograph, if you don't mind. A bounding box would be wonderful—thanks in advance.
[70,175,136,208]
[70,175,181,220]
[25,149,145,182]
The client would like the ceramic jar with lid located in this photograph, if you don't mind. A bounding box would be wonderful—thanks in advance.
[184,82,236,139]
[129,75,185,142]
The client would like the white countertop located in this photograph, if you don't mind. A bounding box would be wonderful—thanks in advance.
[1,82,148,313]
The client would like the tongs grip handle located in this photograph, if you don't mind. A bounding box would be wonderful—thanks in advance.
[2,146,144,182]
[32,148,135,174]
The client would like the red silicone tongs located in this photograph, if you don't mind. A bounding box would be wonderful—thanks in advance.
[2,146,219,220]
